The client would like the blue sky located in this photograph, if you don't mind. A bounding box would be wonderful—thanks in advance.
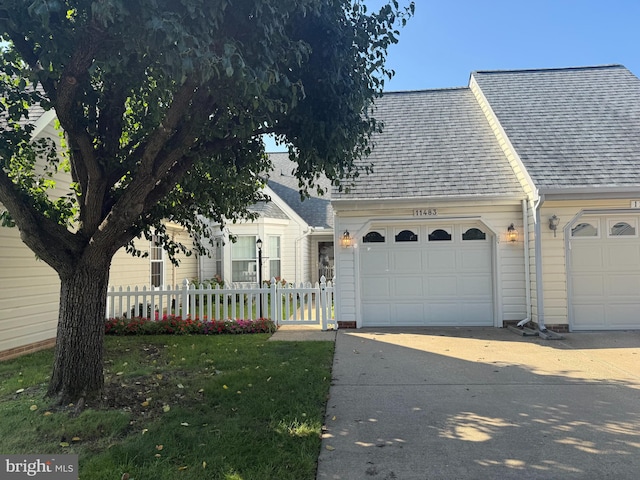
[269,0,640,151]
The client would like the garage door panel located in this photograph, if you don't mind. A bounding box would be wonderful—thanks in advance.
[607,274,640,296]
[394,276,423,297]
[607,305,640,326]
[361,277,390,299]
[361,249,389,274]
[392,250,422,272]
[362,303,391,326]
[460,249,492,270]
[606,245,640,269]
[572,275,605,297]
[426,249,456,271]
[573,304,606,328]
[460,275,493,296]
[395,303,425,323]
[428,303,462,324]
[571,214,640,330]
[571,245,604,270]
[428,276,458,296]
[461,302,493,324]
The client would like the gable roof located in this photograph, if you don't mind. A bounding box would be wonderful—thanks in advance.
[472,65,640,193]
[265,152,333,229]
[332,88,525,201]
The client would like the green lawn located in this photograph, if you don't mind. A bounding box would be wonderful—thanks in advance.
[0,334,335,480]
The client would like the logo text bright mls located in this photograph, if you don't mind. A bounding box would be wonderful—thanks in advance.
[1,455,77,479]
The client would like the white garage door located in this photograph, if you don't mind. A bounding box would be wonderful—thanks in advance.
[359,224,494,327]
[570,215,640,330]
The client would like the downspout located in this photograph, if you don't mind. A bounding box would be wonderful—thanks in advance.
[294,227,314,284]
[516,199,533,327]
[533,195,547,331]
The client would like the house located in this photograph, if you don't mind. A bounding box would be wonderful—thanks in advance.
[333,64,640,332]
[0,112,199,359]
[200,152,335,287]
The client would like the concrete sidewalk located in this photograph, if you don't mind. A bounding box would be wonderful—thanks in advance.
[316,328,640,480]
[268,324,337,342]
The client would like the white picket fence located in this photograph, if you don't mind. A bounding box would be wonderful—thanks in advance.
[106,276,336,330]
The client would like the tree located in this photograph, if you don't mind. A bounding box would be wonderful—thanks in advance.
[0,0,414,404]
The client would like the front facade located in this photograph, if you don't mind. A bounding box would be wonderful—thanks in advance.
[201,152,335,287]
[334,65,640,332]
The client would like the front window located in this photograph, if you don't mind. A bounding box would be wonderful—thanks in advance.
[268,236,281,280]
[232,236,257,282]
[150,234,164,288]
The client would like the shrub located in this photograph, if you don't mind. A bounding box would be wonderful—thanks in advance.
[105,315,276,336]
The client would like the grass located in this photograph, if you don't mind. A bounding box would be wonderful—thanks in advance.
[0,334,335,480]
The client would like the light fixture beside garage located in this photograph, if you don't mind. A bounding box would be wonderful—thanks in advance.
[507,223,518,242]
[341,230,353,248]
[549,215,560,237]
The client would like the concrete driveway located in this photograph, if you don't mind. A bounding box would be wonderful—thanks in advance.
[316,328,640,480]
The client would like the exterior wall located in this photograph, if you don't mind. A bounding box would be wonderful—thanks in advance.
[0,226,60,356]
[0,116,67,356]
[333,201,527,327]
[109,227,200,288]
[537,198,640,327]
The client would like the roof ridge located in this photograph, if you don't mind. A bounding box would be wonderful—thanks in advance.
[381,86,469,95]
[472,64,625,76]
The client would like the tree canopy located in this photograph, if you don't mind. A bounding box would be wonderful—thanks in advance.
[0,0,414,403]
[1,0,414,264]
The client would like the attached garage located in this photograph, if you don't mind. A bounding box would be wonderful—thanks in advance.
[569,214,640,330]
[359,222,494,327]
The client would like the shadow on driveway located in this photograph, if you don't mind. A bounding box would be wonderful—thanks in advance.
[317,328,640,480]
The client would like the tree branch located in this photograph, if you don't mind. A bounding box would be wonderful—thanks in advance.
[0,170,81,275]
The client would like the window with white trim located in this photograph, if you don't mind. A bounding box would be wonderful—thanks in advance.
[150,234,164,288]
[232,236,257,282]
[268,235,281,279]
[609,220,637,237]
[571,222,598,237]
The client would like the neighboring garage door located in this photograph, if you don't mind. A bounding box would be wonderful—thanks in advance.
[359,223,493,326]
[570,215,640,330]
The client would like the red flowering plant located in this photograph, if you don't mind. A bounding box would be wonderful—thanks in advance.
[105,314,276,336]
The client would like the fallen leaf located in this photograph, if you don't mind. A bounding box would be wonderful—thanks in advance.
[326,445,335,451]
[162,405,170,413]
[116,371,124,376]
[141,401,149,407]
[181,422,189,427]
[178,466,188,471]
[202,461,207,469]
[71,437,80,442]
[154,454,161,458]
[332,416,337,421]
[15,388,24,394]
[156,374,163,380]
[60,442,69,447]
[29,405,38,411]
[223,385,228,390]
[177,383,184,389]
[155,445,163,451]
[43,411,53,416]
[142,429,149,435]
[121,474,130,480]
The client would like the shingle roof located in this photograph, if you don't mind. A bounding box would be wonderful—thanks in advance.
[248,200,289,220]
[265,152,334,228]
[332,88,524,201]
[472,65,640,191]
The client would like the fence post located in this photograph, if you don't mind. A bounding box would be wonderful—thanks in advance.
[320,275,328,331]
[182,278,190,318]
[270,278,278,326]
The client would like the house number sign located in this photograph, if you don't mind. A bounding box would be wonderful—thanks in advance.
[413,208,438,217]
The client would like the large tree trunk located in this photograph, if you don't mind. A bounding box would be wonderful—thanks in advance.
[47,257,111,405]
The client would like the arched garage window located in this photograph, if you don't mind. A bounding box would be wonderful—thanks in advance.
[571,222,598,237]
[363,231,386,243]
[395,229,418,242]
[428,228,452,241]
[462,228,487,240]
[610,221,636,236]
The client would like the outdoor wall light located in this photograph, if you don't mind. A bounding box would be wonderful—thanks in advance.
[341,230,353,248]
[549,215,560,237]
[507,223,518,243]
